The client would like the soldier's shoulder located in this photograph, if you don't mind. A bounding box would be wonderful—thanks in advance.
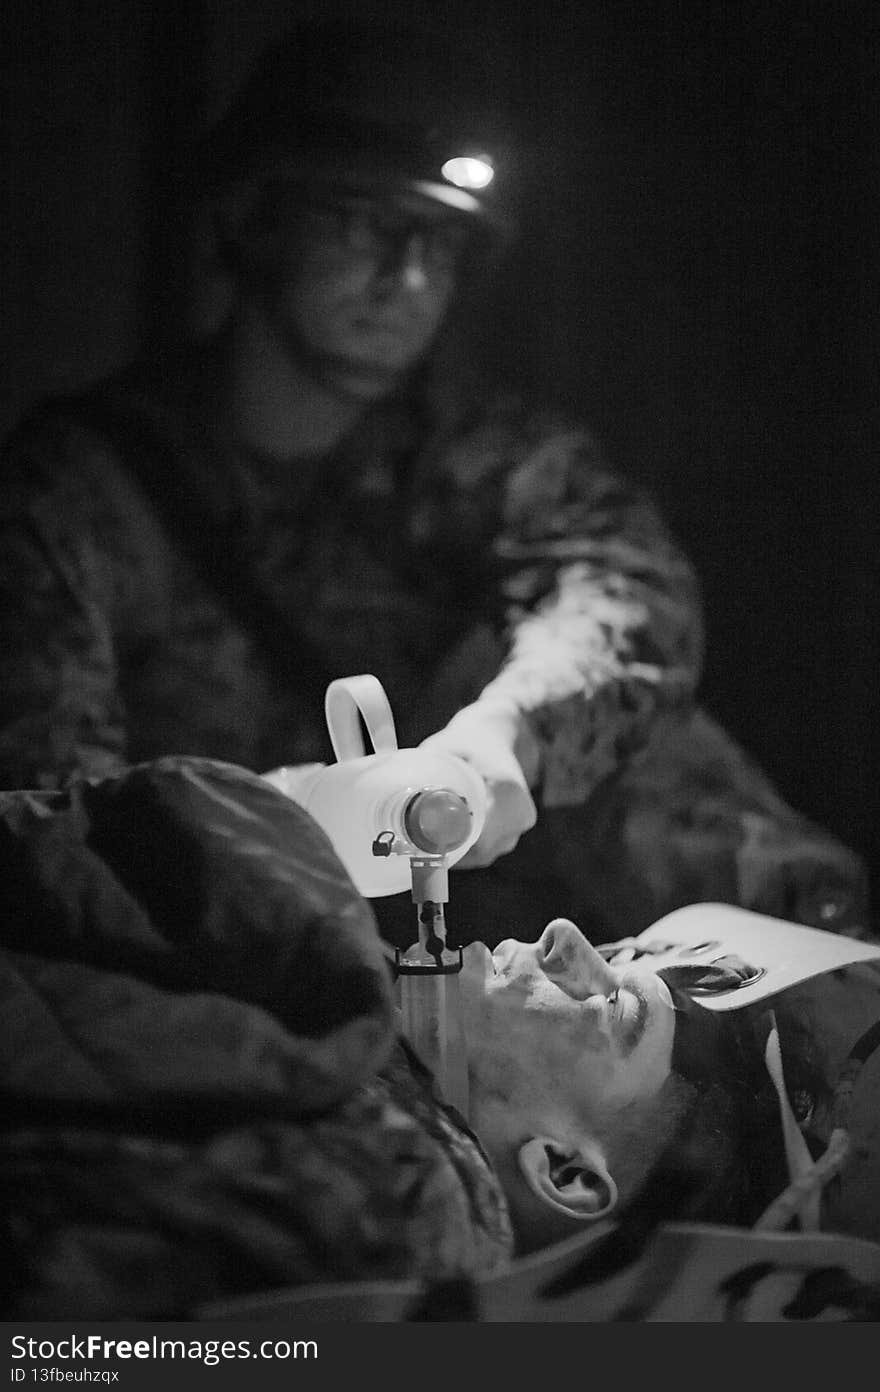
[3,367,132,504]
[0,347,206,519]
[431,385,605,485]
[446,383,596,440]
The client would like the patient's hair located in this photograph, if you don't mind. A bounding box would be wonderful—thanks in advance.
[624,988,827,1231]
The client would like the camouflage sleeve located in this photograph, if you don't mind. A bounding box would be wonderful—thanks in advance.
[0,416,128,788]
[478,413,705,807]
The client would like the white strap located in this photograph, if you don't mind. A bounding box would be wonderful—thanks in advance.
[324,674,399,761]
[760,1015,822,1231]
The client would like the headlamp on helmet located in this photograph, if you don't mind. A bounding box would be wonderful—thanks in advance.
[441,154,495,191]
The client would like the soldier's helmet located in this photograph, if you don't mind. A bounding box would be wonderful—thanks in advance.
[194,21,516,240]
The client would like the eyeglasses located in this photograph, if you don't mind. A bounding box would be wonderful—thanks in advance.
[298,195,472,272]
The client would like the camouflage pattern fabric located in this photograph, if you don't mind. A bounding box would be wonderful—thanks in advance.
[0,759,513,1318]
[0,341,869,940]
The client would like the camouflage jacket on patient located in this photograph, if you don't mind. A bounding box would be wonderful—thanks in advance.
[0,760,513,1318]
[0,338,703,800]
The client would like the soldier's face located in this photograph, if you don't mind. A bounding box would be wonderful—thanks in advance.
[270,189,469,400]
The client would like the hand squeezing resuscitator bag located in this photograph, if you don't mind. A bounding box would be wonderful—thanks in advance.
[264,673,487,898]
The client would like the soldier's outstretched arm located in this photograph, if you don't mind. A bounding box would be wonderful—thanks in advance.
[419,409,705,865]
[477,416,705,809]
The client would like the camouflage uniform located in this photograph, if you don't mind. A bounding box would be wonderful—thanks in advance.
[0,340,868,942]
[0,759,513,1318]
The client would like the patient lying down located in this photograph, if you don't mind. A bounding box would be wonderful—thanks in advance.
[458,913,880,1257]
[2,757,879,1319]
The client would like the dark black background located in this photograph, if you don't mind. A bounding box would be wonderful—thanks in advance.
[3,0,878,902]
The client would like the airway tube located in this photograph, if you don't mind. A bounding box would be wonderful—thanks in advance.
[399,971,470,1121]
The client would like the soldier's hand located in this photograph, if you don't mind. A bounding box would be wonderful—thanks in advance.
[419,701,538,868]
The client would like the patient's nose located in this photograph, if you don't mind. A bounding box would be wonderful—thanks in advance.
[538,918,619,998]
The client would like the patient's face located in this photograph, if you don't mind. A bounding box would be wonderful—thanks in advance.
[459,919,676,1158]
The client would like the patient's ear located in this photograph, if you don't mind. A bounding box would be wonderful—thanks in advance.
[518,1137,618,1220]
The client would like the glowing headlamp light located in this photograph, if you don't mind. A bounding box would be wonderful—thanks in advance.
[441,154,495,191]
